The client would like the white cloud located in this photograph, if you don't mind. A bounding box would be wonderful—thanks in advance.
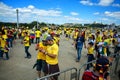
[64,16,81,21]
[101,18,109,21]
[93,12,100,15]
[32,9,62,16]
[70,12,79,16]
[80,0,119,7]
[104,11,120,19]
[0,2,62,23]
[98,0,114,6]
[63,16,91,23]
[80,0,94,6]
[28,5,34,9]
[112,4,120,7]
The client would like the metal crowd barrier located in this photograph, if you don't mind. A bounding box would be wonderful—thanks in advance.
[39,67,77,80]
[38,53,119,80]
[78,60,96,80]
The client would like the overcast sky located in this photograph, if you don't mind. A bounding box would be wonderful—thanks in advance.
[0,0,120,25]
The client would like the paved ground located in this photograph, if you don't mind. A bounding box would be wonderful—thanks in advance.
[0,35,88,80]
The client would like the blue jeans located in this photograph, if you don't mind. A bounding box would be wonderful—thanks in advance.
[36,37,40,44]
[25,46,31,57]
[77,48,82,60]
[7,38,13,48]
[0,50,3,58]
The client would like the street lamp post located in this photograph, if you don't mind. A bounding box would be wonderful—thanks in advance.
[16,9,19,28]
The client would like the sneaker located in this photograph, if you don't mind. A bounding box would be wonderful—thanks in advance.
[25,56,28,58]
[76,59,79,62]
[3,58,9,60]
[27,56,31,59]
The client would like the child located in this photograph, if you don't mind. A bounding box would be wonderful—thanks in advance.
[86,42,95,70]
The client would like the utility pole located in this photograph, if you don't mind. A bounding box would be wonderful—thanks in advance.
[16,9,19,28]
[37,20,38,29]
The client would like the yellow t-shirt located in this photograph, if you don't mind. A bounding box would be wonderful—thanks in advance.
[4,29,8,35]
[104,39,111,45]
[35,31,41,37]
[53,37,59,44]
[96,35,102,43]
[1,35,7,48]
[46,43,59,65]
[110,32,113,37]
[88,47,94,54]
[37,42,46,60]
[73,32,78,39]
[21,30,25,37]
[24,36,30,46]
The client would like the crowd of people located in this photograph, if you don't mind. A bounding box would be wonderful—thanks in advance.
[64,27,120,80]
[0,26,120,80]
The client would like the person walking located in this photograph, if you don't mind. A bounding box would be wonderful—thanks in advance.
[75,31,86,62]
[23,32,31,59]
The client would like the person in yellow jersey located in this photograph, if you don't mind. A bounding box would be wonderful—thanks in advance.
[41,36,60,80]
[35,29,41,44]
[23,32,31,59]
[97,36,108,57]
[0,30,9,60]
[35,40,47,80]
[51,33,60,46]
[86,42,95,70]
[95,31,102,57]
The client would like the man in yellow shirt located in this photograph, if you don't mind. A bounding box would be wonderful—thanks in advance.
[35,40,47,80]
[41,36,60,80]
[23,32,31,59]
[35,29,41,44]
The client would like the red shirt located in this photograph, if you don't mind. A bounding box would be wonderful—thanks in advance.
[82,70,99,80]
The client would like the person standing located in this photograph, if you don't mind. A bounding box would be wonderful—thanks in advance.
[35,29,41,44]
[41,36,60,80]
[0,30,9,60]
[75,31,86,62]
[35,40,47,80]
[86,42,95,70]
[23,32,31,59]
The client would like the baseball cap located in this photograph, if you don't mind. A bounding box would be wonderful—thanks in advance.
[45,36,53,41]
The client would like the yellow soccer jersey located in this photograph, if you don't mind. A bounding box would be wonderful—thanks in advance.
[46,43,59,65]
[37,42,46,60]
[35,31,41,37]
[88,47,94,54]
[4,29,8,35]
[104,38,111,45]
[1,35,7,48]
[96,35,102,43]
[24,36,30,46]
